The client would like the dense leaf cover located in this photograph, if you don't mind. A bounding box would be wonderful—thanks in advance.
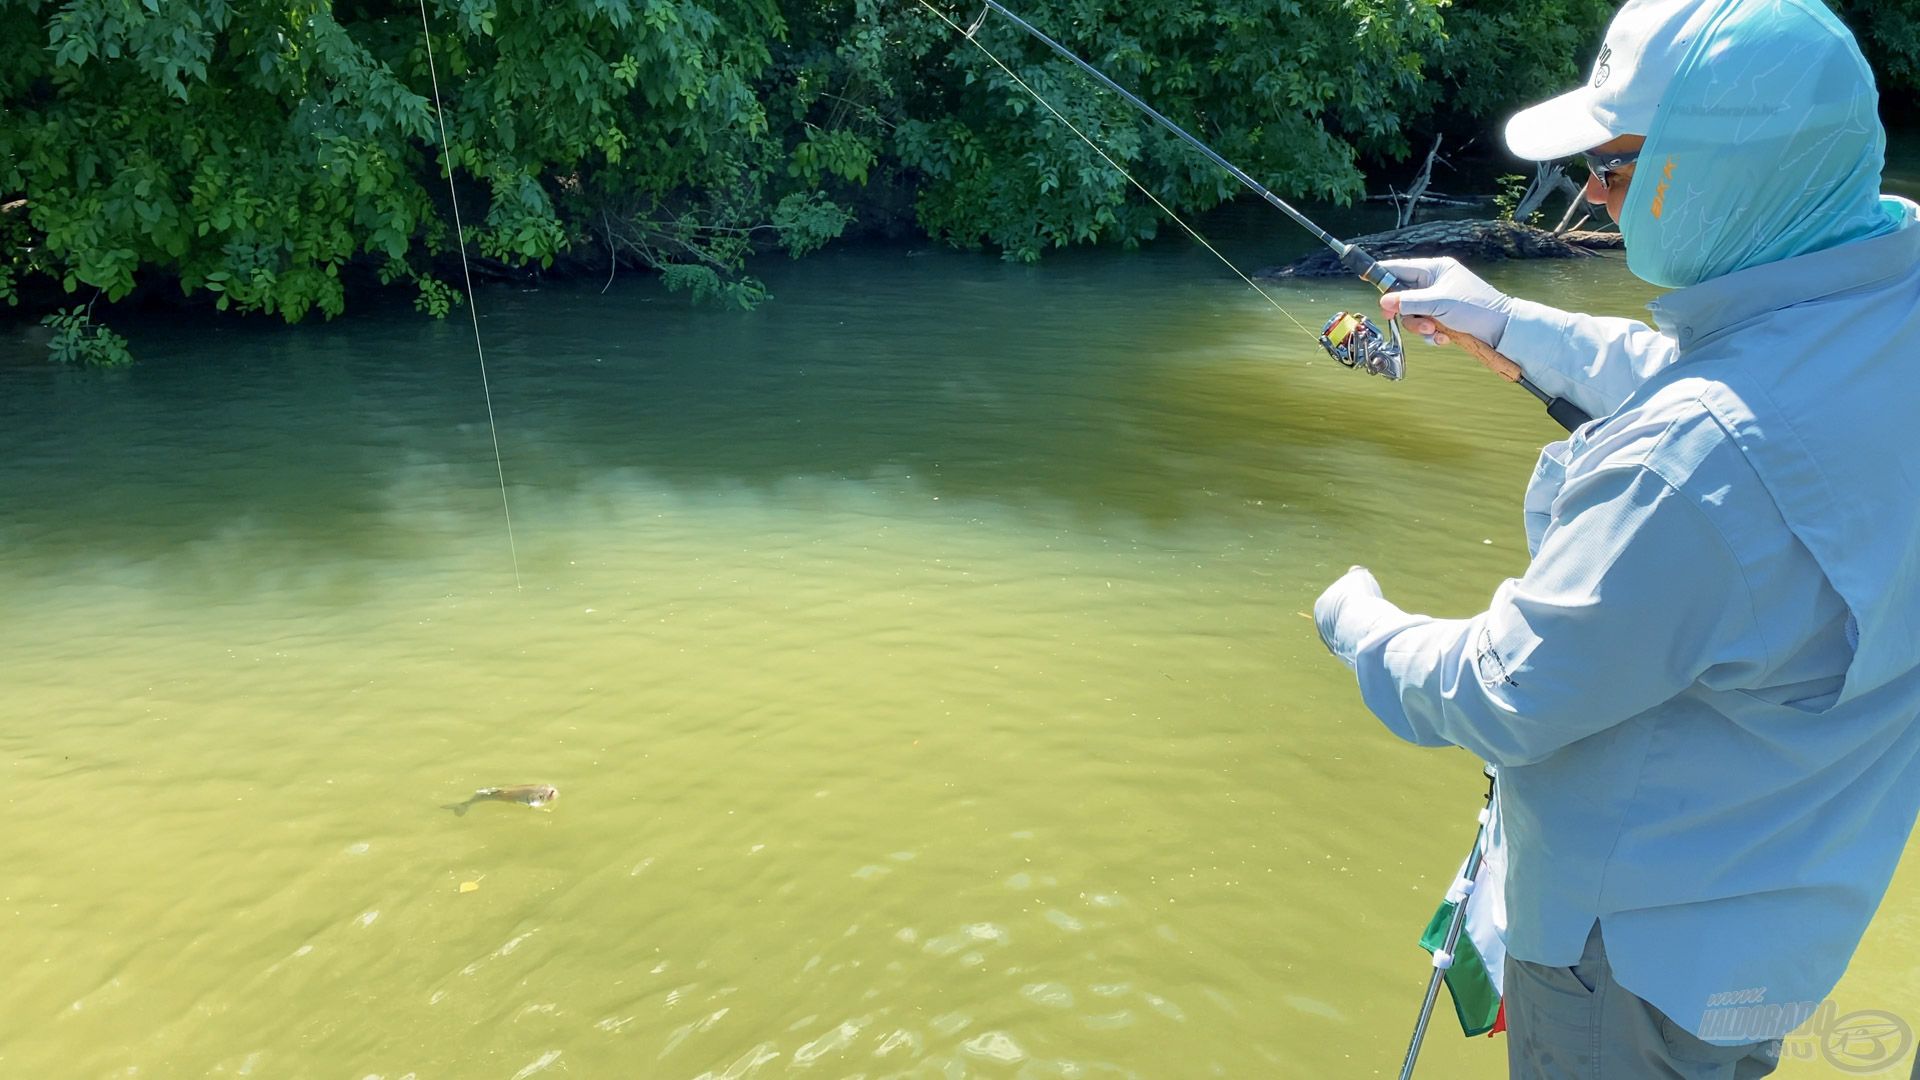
[0,0,1912,352]
[1832,0,1920,111]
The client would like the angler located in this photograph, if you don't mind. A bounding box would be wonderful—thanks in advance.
[1314,0,1920,1077]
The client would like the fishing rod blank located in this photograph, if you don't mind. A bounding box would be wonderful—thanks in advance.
[960,1,1592,432]
[968,1,1359,274]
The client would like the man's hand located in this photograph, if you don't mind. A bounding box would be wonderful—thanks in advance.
[1314,566,1396,669]
[1377,258,1515,348]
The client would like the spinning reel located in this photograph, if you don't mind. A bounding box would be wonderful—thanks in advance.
[1318,310,1406,381]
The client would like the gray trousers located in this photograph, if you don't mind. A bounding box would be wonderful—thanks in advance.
[1505,922,1780,1080]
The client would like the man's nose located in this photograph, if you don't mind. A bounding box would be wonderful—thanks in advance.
[1582,173,1609,207]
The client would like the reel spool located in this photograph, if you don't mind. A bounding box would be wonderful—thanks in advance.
[1318,311,1406,380]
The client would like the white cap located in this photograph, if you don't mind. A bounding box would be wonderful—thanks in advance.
[1503,0,1717,160]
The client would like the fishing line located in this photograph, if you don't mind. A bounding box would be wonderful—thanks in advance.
[922,1,1594,430]
[417,0,522,589]
[911,0,1319,342]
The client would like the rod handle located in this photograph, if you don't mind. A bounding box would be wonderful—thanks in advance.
[1429,320,1525,383]
[1546,396,1593,432]
[1429,319,1591,432]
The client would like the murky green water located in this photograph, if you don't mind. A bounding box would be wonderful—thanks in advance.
[3,205,1916,1079]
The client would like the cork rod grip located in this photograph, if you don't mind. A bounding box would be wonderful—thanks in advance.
[1428,319,1527,383]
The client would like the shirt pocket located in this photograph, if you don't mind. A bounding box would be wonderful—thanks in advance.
[1523,439,1574,556]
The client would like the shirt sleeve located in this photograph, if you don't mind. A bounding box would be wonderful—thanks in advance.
[1347,462,1764,766]
[1496,298,1680,421]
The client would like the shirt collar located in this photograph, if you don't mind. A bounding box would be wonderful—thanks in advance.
[1648,197,1920,347]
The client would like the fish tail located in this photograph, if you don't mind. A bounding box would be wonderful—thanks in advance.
[442,801,470,817]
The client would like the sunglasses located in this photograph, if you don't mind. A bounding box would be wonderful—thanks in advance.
[1582,149,1640,187]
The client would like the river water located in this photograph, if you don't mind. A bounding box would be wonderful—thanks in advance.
[3,195,1916,1079]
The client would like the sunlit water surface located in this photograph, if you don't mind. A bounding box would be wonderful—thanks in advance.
[3,201,1916,1079]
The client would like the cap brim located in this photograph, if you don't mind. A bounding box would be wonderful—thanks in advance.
[1504,88,1617,160]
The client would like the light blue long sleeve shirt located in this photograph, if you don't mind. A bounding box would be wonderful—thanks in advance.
[1329,0,1920,1039]
[1340,202,1920,1039]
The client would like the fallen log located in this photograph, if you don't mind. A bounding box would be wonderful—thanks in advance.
[1256,219,1617,279]
[1559,228,1624,248]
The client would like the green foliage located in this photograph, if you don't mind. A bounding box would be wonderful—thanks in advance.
[1423,0,1615,135]
[1827,0,1920,98]
[660,262,768,308]
[2,0,821,326]
[1492,174,1535,223]
[790,128,878,187]
[770,192,856,258]
[414,275,461,318]
[2,0,1457,315]
[796,0,1448,260]
[16,0,1903,336]
[41,305,132,367]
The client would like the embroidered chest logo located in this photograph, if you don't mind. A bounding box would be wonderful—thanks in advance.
[1475,625,1520,690]
[1593,45,1613,88]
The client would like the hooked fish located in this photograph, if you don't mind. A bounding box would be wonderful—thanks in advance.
[443,784,558,816]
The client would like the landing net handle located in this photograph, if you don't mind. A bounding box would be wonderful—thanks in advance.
[1399,765,1499,1080]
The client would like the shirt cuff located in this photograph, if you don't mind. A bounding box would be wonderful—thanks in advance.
[1331,593,1427,666]
[1495,297,1577,372]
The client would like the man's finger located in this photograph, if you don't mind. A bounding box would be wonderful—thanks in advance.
[1374,257,1453,290]
[1380,303,1447,346]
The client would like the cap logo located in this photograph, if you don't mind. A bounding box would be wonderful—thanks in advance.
[1593,44,1613,88]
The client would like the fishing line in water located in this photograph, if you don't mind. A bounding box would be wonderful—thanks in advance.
[417,0,522,589]
[911,0,1320,342]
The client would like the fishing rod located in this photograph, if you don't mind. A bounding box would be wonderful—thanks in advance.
[936,0,1592,433]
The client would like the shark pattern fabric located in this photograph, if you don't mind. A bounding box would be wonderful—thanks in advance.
[1622,0,1903,288]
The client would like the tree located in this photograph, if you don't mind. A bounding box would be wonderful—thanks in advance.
[0,0,850,331]
[1828,0,1920,104]
[876,0,1448,260]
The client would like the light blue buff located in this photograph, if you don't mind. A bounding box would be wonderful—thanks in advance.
[1622,0,1902,288]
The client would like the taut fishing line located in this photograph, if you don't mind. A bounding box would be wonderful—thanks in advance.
[919,1,1594,429]
[417,0,522,589]
[910,0,1320,344]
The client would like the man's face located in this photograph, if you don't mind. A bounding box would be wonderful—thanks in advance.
[1581,134,1647,225]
